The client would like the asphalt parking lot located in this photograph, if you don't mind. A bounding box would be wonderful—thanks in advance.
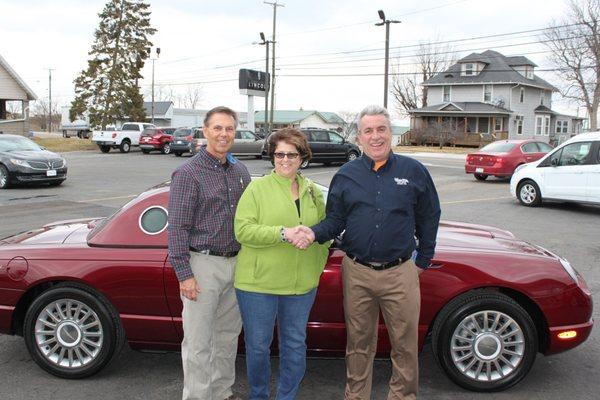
[0,148,598,400]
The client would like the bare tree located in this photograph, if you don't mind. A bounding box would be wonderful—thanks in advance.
[543,0,600,130]
[179,86,203,109]
[391,39,457,116]
[31,98,61,118]
[337,110,359,139]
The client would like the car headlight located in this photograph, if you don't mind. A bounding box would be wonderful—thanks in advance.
[9,158,31,168]
[559,258,578,283]
[60,158,67,168]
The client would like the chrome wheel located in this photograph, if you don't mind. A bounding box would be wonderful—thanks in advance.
[34,299,104,369]
[0,165,8,188]
[451,310,524,382]
[519,184,537,204]
[347,151,359,162]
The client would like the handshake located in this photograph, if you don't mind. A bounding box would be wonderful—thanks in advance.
[283,226,315,250]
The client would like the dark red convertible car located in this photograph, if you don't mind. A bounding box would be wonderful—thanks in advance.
[0,182,592,392]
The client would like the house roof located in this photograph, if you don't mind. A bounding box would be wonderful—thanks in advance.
[534,105,555,114]
[423,50,555,90]
[143,101,172,116]
[253,110,345,125]
[409,101,512,115]
[391,125,409,135]
[0,54,38,101]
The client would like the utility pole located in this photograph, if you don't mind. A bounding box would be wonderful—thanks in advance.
[375,10,400,109]
[258,32,272,135]
[151,47,161,124]
[264,1,284,133]
[47,68,54,133]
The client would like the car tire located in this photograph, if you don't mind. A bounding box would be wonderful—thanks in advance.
[162,143,171,155]
[99,145,111,153]
[300,159,310,169]
[23,283,125,379]
[517,180,542,207]
[431,291,537,392]
[474,173,488,181]
[346,151,359,162]
[174,152,182,157]
[141,149,151,154]
[119,140,131,153]
[0,164,11,189]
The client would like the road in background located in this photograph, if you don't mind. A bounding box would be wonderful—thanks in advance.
[0,150,598,400]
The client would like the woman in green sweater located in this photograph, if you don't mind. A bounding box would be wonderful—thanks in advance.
[234,128,329,400]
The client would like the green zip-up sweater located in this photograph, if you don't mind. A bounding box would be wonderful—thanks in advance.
[234,171,330,295]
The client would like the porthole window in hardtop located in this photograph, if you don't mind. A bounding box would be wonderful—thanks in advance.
[139,206,168,235]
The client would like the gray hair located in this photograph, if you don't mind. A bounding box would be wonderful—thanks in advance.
[357,105,391,133]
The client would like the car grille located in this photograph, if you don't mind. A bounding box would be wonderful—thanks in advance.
[27,160,63,170]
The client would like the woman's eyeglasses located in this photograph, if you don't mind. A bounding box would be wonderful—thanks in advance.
[273,152,300,160]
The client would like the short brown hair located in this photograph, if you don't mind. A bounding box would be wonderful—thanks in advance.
[204,106,238,127]
[267,128,312,161]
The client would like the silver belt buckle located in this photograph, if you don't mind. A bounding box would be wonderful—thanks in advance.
[200,249,210,255]
[370,261,384,267]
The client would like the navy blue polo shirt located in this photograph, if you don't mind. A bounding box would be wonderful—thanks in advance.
[311,152,441,269]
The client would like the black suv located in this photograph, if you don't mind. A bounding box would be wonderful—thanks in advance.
[262,128,361,168]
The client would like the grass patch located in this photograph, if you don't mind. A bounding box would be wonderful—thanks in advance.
[32,137,98,153]
[393,145,472,154]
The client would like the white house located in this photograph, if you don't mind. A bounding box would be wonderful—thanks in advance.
[0,54,37,135]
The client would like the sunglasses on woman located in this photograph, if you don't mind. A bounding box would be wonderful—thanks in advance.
[273,152,300,160]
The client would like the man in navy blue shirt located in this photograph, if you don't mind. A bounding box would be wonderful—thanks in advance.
[299,105,440,399]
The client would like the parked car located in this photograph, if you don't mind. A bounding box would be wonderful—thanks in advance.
[510,131,600,206]
[0,180,592,392]
[60,106,91,139]
[139,127,176,155]
[191,129,264,158]
[0,134,67,189]
[91,122,155,153]
[465,139,553,181]
[170,127,201,157]
[262,128,361,168]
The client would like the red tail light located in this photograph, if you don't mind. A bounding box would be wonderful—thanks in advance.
[152,134,162,140]
[111,132,117,139]
[493,157,504,164]
[467,155,473,163]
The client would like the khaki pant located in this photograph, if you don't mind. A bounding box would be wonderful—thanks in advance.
[342,256,421,400]
[181,252,242,400]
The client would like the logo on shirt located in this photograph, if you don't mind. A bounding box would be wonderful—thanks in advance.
[394,178,409,186]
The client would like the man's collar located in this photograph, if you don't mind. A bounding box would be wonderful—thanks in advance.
[360,151,393,170]
[199,147,236,166]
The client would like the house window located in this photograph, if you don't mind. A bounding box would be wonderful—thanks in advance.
[478,117,489,133]
[516,117,523,135]
[0,100,24,120]
[544,116,550,136]
[556,120,569,134]
[465,63,474,75]
[525,65,534,79]
[535,116,543,135]
[483,85,492,102]
[519,88,524,103]
[443,86,451,102]
[494,117,503,131]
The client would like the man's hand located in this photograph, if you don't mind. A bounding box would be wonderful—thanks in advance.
[284,226,315,249]
[180,277,201,301]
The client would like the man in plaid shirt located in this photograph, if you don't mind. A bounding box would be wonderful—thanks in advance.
[168,106,251,400]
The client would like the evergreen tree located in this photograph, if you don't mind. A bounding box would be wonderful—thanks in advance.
[70,0,156,129]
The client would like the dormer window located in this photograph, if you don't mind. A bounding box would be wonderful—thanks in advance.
[461,62,484,76]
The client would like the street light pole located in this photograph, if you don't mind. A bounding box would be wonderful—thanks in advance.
[375,10,400,109]
[259,32,271,135]
[151,47,161,125]
[264,1,284,133]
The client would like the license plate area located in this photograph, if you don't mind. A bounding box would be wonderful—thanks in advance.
[46,170,57,177]
[475,167,484,173]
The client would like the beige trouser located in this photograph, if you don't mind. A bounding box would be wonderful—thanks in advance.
[342,256,421,400]
[181,252,242,400]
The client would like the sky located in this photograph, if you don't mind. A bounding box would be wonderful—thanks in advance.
[0,0,583,124]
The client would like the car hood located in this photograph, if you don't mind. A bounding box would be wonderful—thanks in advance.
[2,150,63,161]
[0,218,98,246]
[437,221,553,258]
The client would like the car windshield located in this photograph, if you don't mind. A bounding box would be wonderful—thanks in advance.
[479,142,516,153]
[0,136,43,152]
[174,128,192,137]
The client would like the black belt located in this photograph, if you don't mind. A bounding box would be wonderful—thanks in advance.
[190,247,238,258]
[346,253,411,271]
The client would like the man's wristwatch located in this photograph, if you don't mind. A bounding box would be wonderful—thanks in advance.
[280,227,287,242]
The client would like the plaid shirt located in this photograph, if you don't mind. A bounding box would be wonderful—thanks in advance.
[168,147,251,281]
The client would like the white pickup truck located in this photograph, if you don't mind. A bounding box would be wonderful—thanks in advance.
[92,122,155,153]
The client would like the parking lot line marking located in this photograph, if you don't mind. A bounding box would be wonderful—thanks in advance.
[77,194,138,203]
[422,163,464,169]
[442,196,513,205]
